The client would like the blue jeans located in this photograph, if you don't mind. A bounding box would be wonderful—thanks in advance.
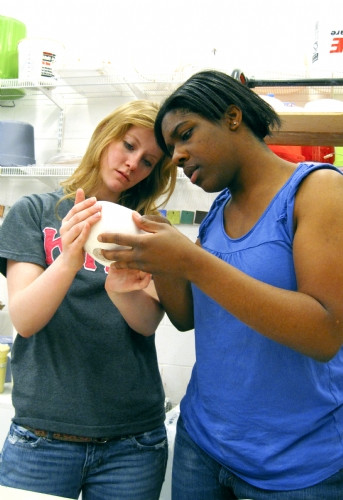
[0,422,168,499]
[172,415,343,500]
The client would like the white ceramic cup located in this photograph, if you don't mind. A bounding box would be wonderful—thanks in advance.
[84,201,144,266]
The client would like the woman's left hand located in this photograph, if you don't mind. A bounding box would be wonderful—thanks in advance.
[105,267,152,293]
[104,265,163,337]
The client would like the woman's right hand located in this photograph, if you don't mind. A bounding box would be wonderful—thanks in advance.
[100,212,193,276]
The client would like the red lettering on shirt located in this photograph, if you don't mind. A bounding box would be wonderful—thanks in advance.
[84,252,97,270]
[43,227,108,272]
[84,253,109,272]
[43,227,62,265]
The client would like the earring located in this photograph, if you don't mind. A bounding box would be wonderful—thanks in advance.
[233,121,237,125]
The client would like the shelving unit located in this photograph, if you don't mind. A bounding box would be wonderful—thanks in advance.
[0,165,187,179]
[1,72,343,179]
[0,72,185,152]
[0,72,185,104]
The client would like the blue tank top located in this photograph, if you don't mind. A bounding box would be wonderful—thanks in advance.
[181,162,343,490]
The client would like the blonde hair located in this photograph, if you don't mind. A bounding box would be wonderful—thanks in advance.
[59,100,177,214]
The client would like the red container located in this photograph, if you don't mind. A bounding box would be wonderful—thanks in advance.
[301,146,335,164]
[268,145,305,163]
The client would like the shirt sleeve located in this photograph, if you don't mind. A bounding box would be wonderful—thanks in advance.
[0,195,48,275]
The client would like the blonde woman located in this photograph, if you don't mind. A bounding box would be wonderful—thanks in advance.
[0,100,176,500]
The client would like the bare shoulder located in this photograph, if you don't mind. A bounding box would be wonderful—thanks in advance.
[295,167,343,214]
[298,167,343,190]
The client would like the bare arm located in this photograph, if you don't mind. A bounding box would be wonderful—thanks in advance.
[152,239,201,331]
[105,267,164,336]
[152,273,194,331]
[7,190,101,337]
[101,170,343,361]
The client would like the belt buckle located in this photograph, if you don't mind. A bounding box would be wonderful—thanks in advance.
[94,437,109,443]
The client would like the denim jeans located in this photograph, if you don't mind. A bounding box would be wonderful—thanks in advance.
[172,415,343,500]
[0,422,168,500]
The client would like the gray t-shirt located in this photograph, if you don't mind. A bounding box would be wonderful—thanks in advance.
[0,189,165,437]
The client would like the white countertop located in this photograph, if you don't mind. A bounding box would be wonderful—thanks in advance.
[0,486,73,499]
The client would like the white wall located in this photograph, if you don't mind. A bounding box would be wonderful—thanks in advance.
[2,0,342,80]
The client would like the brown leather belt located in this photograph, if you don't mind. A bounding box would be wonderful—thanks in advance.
[25,426,121,443]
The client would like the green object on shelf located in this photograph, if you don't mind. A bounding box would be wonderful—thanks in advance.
[334,147,343,168]
[0,15,26,78]
[0,88,26,100]
[0,15,26,101]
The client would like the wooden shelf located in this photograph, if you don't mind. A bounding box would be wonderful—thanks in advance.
[267,112,343,146]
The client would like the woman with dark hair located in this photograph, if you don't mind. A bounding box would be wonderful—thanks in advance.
[101,71,343,499]
[154,69,281,147]
[0,100,176,499]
